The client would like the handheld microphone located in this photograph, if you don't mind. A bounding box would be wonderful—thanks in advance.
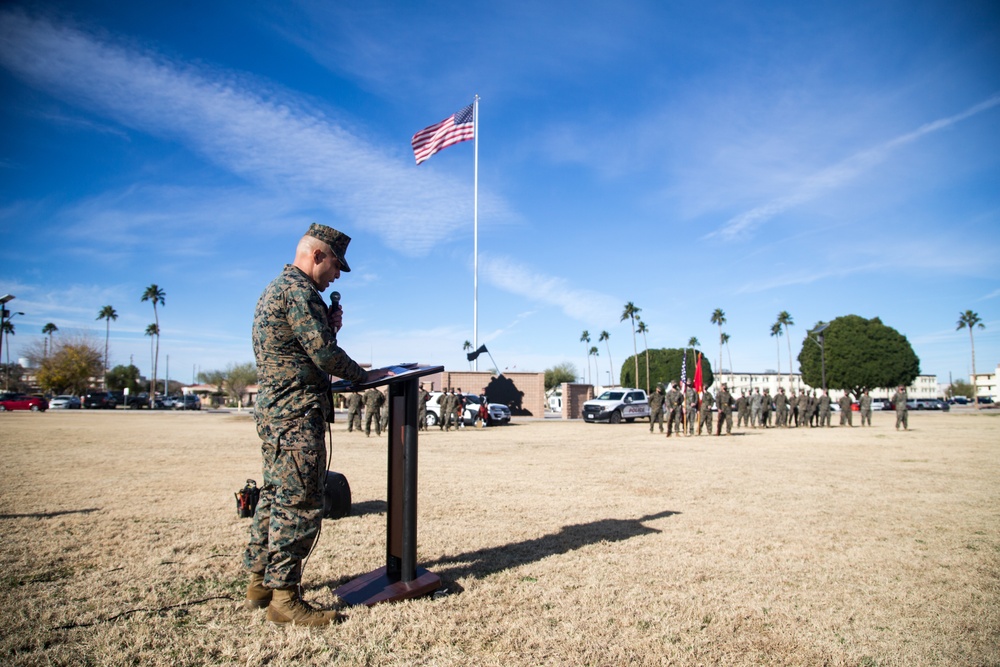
[330,291,341,311]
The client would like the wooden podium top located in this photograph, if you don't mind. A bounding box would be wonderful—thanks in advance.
[329,363,444,392]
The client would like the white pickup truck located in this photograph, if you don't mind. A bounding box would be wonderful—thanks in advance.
[582,388,650,424]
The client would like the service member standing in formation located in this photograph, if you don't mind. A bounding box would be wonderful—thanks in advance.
[346,391,362,433]
[439,390,454,431]
[736,390,749,428]
[665,382,682,437]
[685,384,699,435]
[715,383,733,436]
[819,389,832,427]
[838,392,853,426]
[417,386,430,431]
[775,387,788,427]
[859,389,872,427]
[697,387,714,435]
[891,385,909,430]
[648,385,665,433]
[798,389,809,427]
[452,388,464,429]
[244,223,378,627]
[750,388,763,428]
[760,388,772,428]
[379,388,390,433]
[788,389,799,427]
[364,386,384,437]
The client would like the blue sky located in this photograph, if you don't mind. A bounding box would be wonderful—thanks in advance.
[1,0,998,387]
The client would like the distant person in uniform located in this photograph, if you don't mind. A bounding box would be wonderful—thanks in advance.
[379,387,389,433]
[439,390,454,431]
[665,382,682,437]
[649,386,665,433]
[819,389,832,427]
[859,389,872,427]
[417,386,430,431]
[346,391,362,432]
[685,384,698,435]
[364,387,384,436]
[736,390,748,428]
[775,387,788,427]
[697,388,714,435]
[761,388,772,428]
[839,392,853,426]
[891,385,909,430]
[715,383,733,435]
[750,388,763,429]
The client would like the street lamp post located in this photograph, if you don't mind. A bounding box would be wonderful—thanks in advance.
[808,322,830,391]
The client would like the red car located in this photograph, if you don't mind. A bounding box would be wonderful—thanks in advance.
[0,393,48,412]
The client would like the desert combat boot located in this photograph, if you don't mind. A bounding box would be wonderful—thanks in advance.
[243,572,271,610]
[266,588,345,627]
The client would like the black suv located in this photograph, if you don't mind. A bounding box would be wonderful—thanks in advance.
[83,391,117,409]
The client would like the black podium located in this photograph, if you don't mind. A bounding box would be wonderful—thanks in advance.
[330,364,443,606]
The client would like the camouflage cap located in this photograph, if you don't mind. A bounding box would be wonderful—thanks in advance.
[306,223,352,272]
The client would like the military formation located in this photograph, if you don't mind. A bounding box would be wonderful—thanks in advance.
[655,382,909,437]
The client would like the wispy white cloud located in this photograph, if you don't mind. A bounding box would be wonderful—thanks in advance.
[710,94,1000,241]
[479,254,621,326]
[0,8,511,256]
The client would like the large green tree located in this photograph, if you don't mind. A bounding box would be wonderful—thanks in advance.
[798,315,919,396]
[621,348,714,391]
[544,362,578,391]
[106,364,142,393]
[36,339,104,395]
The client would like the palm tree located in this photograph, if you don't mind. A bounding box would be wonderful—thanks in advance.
[710,308,726,377]
[777,311,794,389]
[621,302,641,388]
[463,340,473,370]
[141,284,166,405]
[42,322,58,358]
[721,332,733,374]
[145,323,159,392]
[598,330,613,387]
[770,321,783,377]
[589,346,599,385]
[97,306,118,389]
[580,330,591,384]
[636,320,650,393]
[957,310,985,409]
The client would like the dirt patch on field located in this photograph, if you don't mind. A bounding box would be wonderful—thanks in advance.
[1,409,997,665]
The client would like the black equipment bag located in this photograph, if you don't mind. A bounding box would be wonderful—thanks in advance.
[235,479,260,518]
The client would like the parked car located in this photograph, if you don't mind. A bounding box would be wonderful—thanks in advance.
[930,399,950,411]
[175,394,202,411]
[49,395,81,409]
[870,398,890,411]
[161,395,181,409]
[0,392,48,412]
[83,391,117,409]
[582,388,650,424]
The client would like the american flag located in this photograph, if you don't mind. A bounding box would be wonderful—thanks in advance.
[680,350,687,391]
[411,103,475,165]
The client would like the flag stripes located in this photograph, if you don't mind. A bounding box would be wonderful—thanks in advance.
[411,103,475,165]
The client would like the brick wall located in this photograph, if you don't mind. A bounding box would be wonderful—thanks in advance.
[561,383,595,419]
[434,370,546,417]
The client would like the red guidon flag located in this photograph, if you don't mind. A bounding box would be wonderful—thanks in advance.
[693,352,704,394]
[411,103,475,165]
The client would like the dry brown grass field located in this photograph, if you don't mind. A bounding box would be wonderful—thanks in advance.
[1,408,998,666]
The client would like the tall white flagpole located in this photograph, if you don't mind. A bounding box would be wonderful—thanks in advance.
[473,95,480,372]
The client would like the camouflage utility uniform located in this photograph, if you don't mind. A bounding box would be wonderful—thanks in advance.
[244,264,367,590]
[665,384,681,437]
[892,388,908,430]
[819,392,832,427]
[697,390,714,435]
[839,394,853,426]
[685,387,698,435]
[364,388,384,436]
[649,387,665,433]
[715,385,733,435]
[859,392,872,427]
[346,392,362,432]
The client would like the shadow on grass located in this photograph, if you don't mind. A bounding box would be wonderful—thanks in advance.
[424,510,680,587]
[346,500,388,518]
[0,508,100,519]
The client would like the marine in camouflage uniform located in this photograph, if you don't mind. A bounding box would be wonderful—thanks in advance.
[665,382,682,437]
[363,387,384,436]
[760,388,772,428]
[439,390,453,431]
[891,386,908,430]
[697,389,714,435]
[736,390,748,427]
[417,388,430,431]
[379,388,390,432]
[788,390,798,427]
[859,389,872,427]
[685,386,698,435]
[345,392,362,432]
[775,388,788,427]
[819,390,832,427]
[715,383,733,435]
[451,389,464,429]
[838,392,853,426]
[243,223,367,626]
[648,386,665,433]
[750,388,763,428]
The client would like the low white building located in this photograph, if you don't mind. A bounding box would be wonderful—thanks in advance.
[709,371,939,401]
[969,363,999,402]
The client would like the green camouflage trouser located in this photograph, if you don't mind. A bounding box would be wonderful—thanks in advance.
[244,409,327,589]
